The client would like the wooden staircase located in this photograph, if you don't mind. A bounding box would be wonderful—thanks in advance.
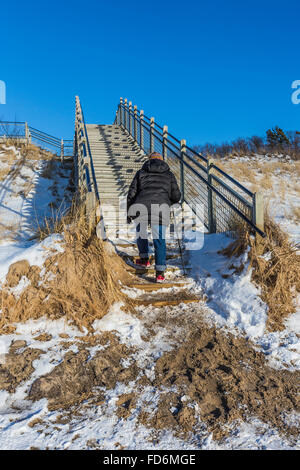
[86,124,146,237]
[86,123,200,308]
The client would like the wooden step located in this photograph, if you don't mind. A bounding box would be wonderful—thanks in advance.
[126,266,180,275]
[115,243,135,248]
[128,282,186,291]
[137,298,199,307]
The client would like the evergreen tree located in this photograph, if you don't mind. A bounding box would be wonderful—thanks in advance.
[266,127,290,149]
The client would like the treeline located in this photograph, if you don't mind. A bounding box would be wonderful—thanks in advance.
[193,127,300,160]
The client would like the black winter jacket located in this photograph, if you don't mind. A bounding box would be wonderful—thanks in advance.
[127,159,181,225]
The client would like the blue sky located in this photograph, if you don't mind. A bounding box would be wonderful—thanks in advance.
[0,0,299,145]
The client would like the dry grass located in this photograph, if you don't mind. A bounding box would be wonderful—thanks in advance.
[0,203,131,333]
[259,173,273,191]
[1,141,54,161]
[24,144,54,161]
[214,158,259,192]
[217,158,300,200]
[292,205,300,221]
[294,161,300,179]
[0,146,18,180]
[0,168,10,180]
[220,158,298,183]
[0,142,56,184]
[294,183,300,197]
[230,161,258,185]
[222,214,300,331]
[34,198,81,240]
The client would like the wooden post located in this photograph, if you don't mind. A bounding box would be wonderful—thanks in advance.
[86,191,96,232]
[253,192,264,233]
[128,101,132,135]
[124,98,128,131]
[134,105,138,142]
[207,159,216,233]
[61,139,64,165]
[163,125,168,160]
[25,122,29,144]
[150,117,155,153]
[119,97,123,126]
[180,139,186,203]
[140,110,144,150]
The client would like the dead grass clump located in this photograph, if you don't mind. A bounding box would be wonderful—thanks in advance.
[252,216,300,331]
[1,140,55,160]
[0,143,55,184]
[3,140,54,161]
[0,207,132,333]
[294,161,300,179]
[22,143,54,161]
[222,214,300,331]
[33,197,81,241]
[259,173,273,191]
[231,161,257,184]
[220,225,250,258]
[292,205,300,221]
[0,168,9,180]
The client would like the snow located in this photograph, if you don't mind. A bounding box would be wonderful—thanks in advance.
[0,162,69,240]
[0,355,298,450]
[184,231,300,371]
[218,154,300,245]
[188,233,268,338]
[0,234,64,284]
[94,302,184,370]
[93,302,145,348]
[285,307,300,334]
[0,147,71,293]
[8,276,31,298]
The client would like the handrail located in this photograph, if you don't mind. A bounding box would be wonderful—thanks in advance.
[121,104,208,165]
[0,120,73,161]
[74,96,99,215]
[0,121,26,125]
[211,174,253,209]
[115,98,265,237]
[211,163,254,198]
[179,154,265,238]
[29,126,62,142]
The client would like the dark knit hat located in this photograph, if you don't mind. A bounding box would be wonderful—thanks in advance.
[149,152,163,160]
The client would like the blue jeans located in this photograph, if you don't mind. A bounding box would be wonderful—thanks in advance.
[136,223,166,272]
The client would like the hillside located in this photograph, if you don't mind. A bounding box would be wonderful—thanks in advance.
[0,145,299,450]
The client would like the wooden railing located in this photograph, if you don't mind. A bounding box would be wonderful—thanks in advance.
[74,96,99,215]
[0,121,73,162]
[115,98,265,237]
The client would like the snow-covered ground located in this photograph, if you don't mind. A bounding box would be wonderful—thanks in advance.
[216,154,300,245]
[0,148,299,450]
[187,233,300,371]
[0,295,298,450]
[0,145,72,285]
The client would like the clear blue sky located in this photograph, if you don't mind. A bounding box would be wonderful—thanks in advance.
[1,0,299,145]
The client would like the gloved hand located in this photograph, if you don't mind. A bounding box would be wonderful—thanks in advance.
[127,216,132,224]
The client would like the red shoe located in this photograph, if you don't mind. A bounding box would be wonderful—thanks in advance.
[156,273,165,283]
[135,258,151,268]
